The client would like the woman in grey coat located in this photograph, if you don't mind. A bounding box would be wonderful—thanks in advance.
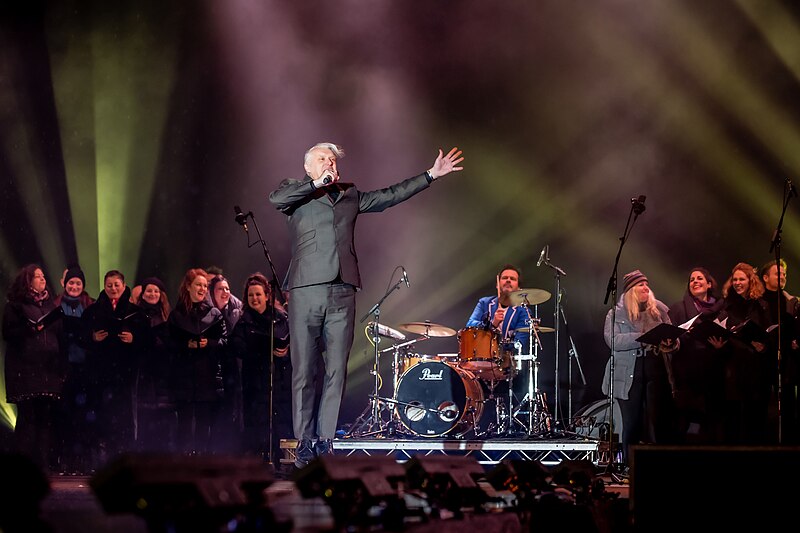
[603,270,677,465]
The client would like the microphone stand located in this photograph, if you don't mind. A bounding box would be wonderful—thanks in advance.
[560,303,587,424]
[237,207,287,465]
[768,178,795,444]
[602,197,645,475]
[345,268,407,437]
[541,251,567,432]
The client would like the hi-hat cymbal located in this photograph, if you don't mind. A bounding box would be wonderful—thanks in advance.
[507,288,551,306]
[399,321,457,337]
[515,326,555,333]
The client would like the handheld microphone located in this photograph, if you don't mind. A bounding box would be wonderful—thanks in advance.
[537,245,548,267]
[402,267,410,288]
[631,195,646,215]
[234,205,249,231]
[322,171,334,185]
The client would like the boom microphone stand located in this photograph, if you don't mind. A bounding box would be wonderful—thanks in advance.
[768,178,796,444]
[345,267,409,437]
[540,248,567,430]
[560,300,587,423]
[602,195,646,475]
[234,205,287,465]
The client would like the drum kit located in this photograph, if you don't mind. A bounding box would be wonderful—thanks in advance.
[347,288,557,439]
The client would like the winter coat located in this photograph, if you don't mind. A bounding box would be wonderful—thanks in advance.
[2,294,66,401]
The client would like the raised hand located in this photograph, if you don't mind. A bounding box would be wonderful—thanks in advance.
[429,147,464,179]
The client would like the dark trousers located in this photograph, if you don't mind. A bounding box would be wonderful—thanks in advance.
[618,351,675,463]
[14,397,58,473]
[176,401,217,454]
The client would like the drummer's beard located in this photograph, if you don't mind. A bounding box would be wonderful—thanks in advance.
[498,291,512,308]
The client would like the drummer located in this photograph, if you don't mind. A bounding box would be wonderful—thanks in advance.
[466,264,532,353]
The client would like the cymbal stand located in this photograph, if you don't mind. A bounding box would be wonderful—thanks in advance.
[346,268,408,438]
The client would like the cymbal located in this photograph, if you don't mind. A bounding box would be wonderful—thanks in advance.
[399,321,457,337]
[507,288,551,306]
[515,326,555,333]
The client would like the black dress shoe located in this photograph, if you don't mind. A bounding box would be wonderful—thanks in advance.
[314,438,334,456]
[294,438,315,468]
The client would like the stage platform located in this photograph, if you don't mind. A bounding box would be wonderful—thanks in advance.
[280,436,604,466]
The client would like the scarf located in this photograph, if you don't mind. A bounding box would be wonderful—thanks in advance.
[692,295,717,313]
[30,287,49,303]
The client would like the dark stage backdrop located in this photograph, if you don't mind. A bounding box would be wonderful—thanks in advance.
[2,0,800,430]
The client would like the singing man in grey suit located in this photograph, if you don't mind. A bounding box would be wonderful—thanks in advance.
[269,142,464,467]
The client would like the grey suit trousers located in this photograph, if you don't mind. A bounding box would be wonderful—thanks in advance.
[288,283,356,440]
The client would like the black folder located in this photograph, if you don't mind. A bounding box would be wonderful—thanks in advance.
[730,319,770,345]
[174,318,225,343]
[636,322,686,345]
[101,312,141,336]
[688,319,731,342]
[27,305,64,329]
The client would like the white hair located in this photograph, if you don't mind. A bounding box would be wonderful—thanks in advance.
[304,142,345,167]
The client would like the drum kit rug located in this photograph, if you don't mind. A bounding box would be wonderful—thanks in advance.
[346,289,556,440]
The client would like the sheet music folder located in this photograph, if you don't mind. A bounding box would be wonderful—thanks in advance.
[27,305,64,329]
[730,319,773,345]
[688,319,731,342]
[636,322,686,345]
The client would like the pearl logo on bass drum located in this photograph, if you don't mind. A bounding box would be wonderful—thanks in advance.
[418,367,444,380]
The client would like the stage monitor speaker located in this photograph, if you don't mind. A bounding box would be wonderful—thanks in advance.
[485,459,550,495]
[90,453,274,524]
[404,455,488,511]
[631,445,800,531]
[292,456,406,529]
[293,455,405,498]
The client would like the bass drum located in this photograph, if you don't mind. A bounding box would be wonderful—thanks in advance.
[394,361,483,437]
[572,399,623,441]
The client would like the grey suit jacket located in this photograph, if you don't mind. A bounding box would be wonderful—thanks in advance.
[269,173,431,290]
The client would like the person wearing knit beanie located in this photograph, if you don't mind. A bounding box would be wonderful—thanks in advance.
[621,270,648,295]
[64,265,86,288]
[139,277,166,294]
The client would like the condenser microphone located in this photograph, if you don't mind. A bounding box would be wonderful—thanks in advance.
[632,195,646,215]
[537,245,548,267]
[368,321,407,341]
[234,205,249,231]
[402,267,410,288]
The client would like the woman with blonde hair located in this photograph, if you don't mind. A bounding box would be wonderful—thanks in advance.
[603,269,676,466]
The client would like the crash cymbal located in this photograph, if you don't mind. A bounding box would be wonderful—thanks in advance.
[515,326,555,333]
[507,288,551,306]
[399,321,457,337]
